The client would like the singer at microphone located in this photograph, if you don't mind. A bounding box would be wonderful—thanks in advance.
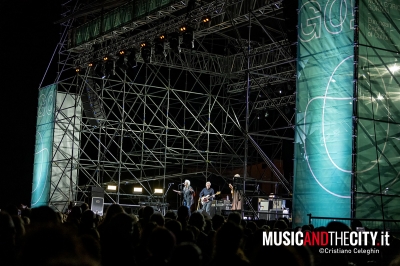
[173,179,194,215]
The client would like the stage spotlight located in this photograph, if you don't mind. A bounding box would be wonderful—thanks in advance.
[103,55,109,61]
[181,27,194,49]
[179,25,187,32]
[133,187,143,194]
[116,51,127,70]
[154,188,163,194]
[107,185,117,191]
[75,66,81,73]
[202,15,211,23]
[88,62,94,68]
[154,36,167,57]
[140,42,152,63]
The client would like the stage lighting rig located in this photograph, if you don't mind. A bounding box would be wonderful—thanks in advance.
[181,26,194,49]
[201,15,212,28]
[168,32,181,53]
[154,34,167,57]
[202,15,211,23]
[140,41,152,63]
[126,49,137,68]
[116,50,128,70]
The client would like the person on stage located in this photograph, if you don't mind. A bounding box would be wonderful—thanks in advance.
[229,183,241,210]
[199,181,215,215]
[173,180,194,215]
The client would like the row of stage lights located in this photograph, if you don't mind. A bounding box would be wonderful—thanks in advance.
[75,17,212,77]
[107,185,163,195]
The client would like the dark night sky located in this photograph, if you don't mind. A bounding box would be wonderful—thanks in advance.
[0,1,60,208]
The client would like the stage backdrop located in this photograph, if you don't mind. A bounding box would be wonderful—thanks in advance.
[31,84,57,207]
[293,0,354,227]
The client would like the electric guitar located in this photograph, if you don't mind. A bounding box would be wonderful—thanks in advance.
[201,191,220,205]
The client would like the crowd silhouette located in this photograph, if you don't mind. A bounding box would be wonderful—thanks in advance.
[1,203,400,266]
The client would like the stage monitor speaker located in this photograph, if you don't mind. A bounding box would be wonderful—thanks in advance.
[209,204,224,217]
[90,187,104,216]
[91,197,104,216]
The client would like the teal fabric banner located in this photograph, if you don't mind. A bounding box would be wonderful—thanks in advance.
[293,0,355,227]
[31,84,56,207]
[356,0,400,222]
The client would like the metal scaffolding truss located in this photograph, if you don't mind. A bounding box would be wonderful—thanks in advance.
[72,0,286,66]
[47,0,296,211]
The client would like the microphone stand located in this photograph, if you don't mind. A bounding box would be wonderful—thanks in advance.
[162,183,173,215]
[177,183,182,209]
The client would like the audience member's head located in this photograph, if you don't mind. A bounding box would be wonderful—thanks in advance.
[204,218,213,234]
[150,212,165,227]
[19,225,97,266]
[226,212,241,226]
[148,227,176,261]
[165,210,178,220]
[301,224,311,232]
[165,219,182,239]
[142,206,155,222]
[0,211,15,245]
[273,219,288,230]
[168,242,202,266]
[188,211,205,232]
[80,203,89,213]
[80,210,97,229]
[214,221,244,255]
[104,204,125,223]
[211,214,225,231]
[30,206,60,227]
[108,212,135,239]
[246,221,257,234]
[326,221,351,233]
[177,206,190,220]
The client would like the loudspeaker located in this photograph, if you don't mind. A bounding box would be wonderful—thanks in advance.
[209,204,224,217]
[82,78,105,126]
[259,211,269,220]
[90,187,104,216]
[91,197,104,216]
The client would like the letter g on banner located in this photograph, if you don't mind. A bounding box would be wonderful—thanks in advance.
[299,1,322,43]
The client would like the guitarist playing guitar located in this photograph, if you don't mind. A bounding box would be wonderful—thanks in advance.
[199,181,221,216]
